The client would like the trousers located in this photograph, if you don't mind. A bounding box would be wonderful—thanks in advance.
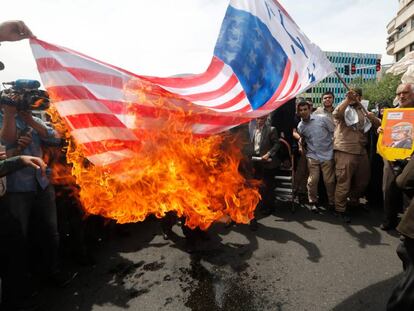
[306,158,335,205]
[334,151,370,212]
[4,184,60,275]
[382,160,403,227]
[387,237,414,311]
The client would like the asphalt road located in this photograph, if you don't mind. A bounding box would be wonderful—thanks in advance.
[39,203,402,311]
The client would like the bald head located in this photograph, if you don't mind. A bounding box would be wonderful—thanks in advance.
[396,83,414,108]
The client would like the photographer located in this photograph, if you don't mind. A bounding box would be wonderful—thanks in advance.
[0,97,73,289]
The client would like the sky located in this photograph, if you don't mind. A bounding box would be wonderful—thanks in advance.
[0,0,399,85]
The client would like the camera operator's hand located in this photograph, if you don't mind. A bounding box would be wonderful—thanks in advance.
[17,130,33,152]
[18,111,35,125]
[1,103,17,115]
[18,111,49,138]
[19,155,46,176]
[0,149,6,160]
[0,20,34,42]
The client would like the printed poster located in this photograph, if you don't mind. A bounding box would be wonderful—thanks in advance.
[377,108,414,161]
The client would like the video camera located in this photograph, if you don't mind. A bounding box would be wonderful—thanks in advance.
[0,79,50,111]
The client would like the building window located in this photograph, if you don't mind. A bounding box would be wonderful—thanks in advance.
[396,23,407,39]
[396,49,406,61]
[410,43,414,51]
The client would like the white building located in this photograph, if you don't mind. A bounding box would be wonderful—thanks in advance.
[387,0,414,61]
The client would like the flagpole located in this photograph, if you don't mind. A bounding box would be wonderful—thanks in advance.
[334,70,369,115]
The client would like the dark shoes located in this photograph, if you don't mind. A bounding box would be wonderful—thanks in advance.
[334,211,351,224]
[261,208,272,216]
[326,204,335,212]
[380,223,397,231]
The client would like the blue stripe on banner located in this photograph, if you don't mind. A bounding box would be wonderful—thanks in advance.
[214,5,288,110]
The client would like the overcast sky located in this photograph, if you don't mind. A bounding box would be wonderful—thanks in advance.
[0,0,398,84]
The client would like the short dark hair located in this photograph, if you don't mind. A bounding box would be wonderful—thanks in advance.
[352,87,363,97]
[297,100,311,109]
[321,91,334,99]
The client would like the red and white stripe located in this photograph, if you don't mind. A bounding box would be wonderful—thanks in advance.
[30,39,299,166]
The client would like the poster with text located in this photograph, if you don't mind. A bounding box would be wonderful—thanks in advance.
[377,108,414,161]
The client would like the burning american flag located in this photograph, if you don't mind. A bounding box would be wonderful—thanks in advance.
[30,0,334,167]
[30,0,334,227]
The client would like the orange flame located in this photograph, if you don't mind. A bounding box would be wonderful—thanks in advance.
[47,79,260,230]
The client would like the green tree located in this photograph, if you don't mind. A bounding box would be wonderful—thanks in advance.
[352,73,402,109]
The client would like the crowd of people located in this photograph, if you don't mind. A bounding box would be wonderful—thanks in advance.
[0,21,81,311]
[249,84,414,311]
[0,19,414,311]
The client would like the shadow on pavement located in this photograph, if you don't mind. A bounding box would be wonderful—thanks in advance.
[37,218,162,311]
[274,201,397,249]
[332,274,401,311]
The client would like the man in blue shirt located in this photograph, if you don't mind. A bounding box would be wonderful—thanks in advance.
[0,102,65,287]
[297,100,335,212]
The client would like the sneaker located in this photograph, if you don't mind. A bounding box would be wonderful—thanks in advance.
[308,204,319,213]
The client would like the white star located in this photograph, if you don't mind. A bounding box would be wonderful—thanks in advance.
[228,38,240,49]
[252,81,262,93]
[232,15,244,25]
[266,54,273,64]
[224,51,237,63]
[230,27,241,38]
[242,65,251,78]
[249,50,257,65]
[253,40,261,50]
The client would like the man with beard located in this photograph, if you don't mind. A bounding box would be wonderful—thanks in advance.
[381,83,414,230]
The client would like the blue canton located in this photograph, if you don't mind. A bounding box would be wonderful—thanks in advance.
[214,6,288,110]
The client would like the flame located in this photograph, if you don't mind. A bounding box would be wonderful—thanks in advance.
[46,79,261,230]
[32,98,45,109]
